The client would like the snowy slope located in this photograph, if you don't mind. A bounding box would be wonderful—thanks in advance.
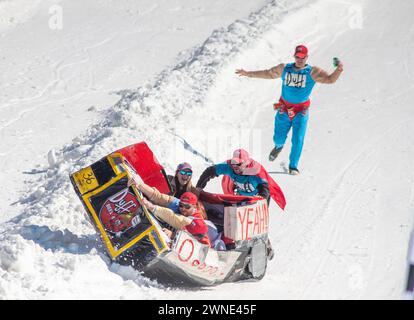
[1,0,414,299]
[0,0,270,220]
[166,0,414,299]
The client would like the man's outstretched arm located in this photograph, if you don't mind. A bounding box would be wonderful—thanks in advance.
[235,63,285,79]
[311,62,344,84]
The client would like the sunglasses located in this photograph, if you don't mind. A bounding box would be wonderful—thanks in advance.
[231,162,243,167]
[179,170,192,176]
[179,202,192,209]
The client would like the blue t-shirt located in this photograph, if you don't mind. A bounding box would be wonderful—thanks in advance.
[281,63,316,104]
[215,162,268,196]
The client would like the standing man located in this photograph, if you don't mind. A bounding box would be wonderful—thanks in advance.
[236,45,344,175]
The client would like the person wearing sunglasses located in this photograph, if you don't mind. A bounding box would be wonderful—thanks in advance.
[167,162,197,199]
[196,148,286,211]
[196,148,286,259]
[236,45,344,175]
[128,176,227,249]
[140,191,211,246]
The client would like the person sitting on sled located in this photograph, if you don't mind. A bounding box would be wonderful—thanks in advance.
[128,176,226,250]
[140,191,211,247]
[196,148,285,259]
[167,162,197,199]
[196,148,286,210]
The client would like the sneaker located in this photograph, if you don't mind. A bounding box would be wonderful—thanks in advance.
[269,146,283,161]
[289,167,300,175]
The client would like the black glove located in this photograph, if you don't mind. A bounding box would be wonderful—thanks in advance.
[257,183,270,204]
[196,166,217,189]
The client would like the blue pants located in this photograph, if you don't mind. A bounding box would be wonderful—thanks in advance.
[273,110,309,169]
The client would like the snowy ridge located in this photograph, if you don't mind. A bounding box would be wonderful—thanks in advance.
[0,0,312,299]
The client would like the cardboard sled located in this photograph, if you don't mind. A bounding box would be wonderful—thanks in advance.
[70,142,270,286]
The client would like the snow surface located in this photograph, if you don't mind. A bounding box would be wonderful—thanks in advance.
[1,0,414,299]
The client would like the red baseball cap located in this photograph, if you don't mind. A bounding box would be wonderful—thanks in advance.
[294,45,308,58]
[180,192,198,205]
[231,148,249,165]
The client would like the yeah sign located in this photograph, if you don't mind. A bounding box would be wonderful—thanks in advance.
[224,199,269,241]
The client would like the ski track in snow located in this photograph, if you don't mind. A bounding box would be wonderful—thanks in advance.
[181,0,414,300]
[0,34,118,131]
